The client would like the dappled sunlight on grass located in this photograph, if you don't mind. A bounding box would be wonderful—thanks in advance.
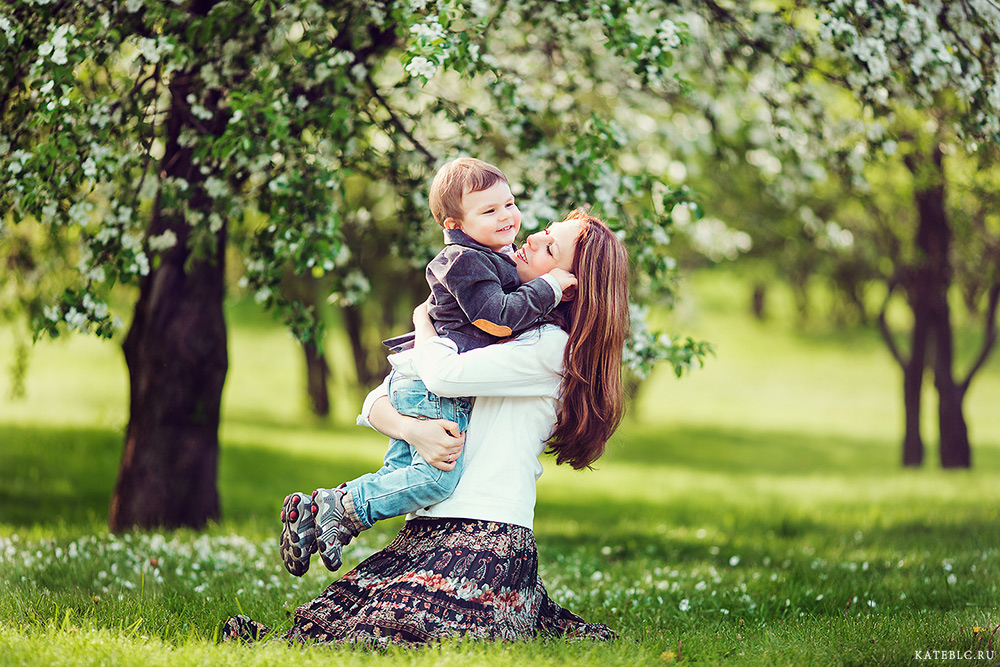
[640,271,1000,455]
[3,273,1000,665]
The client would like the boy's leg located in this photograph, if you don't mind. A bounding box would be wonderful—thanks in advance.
[348,376,470,524]
[311,375,469,572]
[307,372,420,572]
[309,484,366,572]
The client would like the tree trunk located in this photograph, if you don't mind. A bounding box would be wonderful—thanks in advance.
[343,303,376,387]
[907,144,971,468]
[935,337,971,467]
[109,68,227,531]
[751,283,766,319]
[303,340,330,417]
[899,329,927,467]
[281,273,332,417]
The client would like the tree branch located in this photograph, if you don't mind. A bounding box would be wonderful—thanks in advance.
[168,82,211,136]
[960,281,1000,394]
[877,278,907,368]
[130,64,164,210]
[366,77,437,167]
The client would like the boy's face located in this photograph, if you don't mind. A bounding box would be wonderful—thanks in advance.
[446,180,521,252]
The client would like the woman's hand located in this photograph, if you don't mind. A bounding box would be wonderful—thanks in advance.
[412,298,437,346]
[403,417,466,471]
[368,396,465,471]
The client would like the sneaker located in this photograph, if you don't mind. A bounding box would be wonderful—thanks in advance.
[311,486,347,572]
[279,492,316,577]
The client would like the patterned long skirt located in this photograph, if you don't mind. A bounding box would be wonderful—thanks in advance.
[222,517,615,647]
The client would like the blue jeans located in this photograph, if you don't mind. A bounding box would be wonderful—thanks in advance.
[345,370,471,529]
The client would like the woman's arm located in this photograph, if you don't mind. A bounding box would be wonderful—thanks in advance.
[367,395,466,471]
[391,303,567,399]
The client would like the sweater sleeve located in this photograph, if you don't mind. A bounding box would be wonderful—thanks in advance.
[438,250,558,338]
[388,326,567,399]
[355,373,390,429]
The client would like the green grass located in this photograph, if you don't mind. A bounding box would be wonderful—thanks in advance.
[2,270,1000,666]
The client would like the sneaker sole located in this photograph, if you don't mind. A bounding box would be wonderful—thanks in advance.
[279,492,315,577]
[312,489,344,572]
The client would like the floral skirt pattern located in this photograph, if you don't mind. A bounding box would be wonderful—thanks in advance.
[222,517,615,647]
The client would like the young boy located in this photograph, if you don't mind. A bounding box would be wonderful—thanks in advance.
[279,157,576,576]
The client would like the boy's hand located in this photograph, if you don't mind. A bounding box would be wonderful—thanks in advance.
[412,297,437,346]
[548,268,578,302]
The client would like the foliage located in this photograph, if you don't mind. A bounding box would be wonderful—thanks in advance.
[0,0,715,383]
[8,1,996,385]
[642,0,1000,275]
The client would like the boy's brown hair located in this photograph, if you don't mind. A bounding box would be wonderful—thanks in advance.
[429,157,508,228]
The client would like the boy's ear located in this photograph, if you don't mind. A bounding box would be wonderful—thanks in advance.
[443,217,462,230]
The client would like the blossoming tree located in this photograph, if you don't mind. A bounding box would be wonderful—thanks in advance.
[662,0,1000,468]
[1,0,704,530]
[7,0,995,534]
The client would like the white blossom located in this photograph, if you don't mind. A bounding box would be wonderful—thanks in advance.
[190,104,213,121]
[82,264,106,283]
[68,200,92,226]
[147,230,178,252]
[82,294,109,319]
[681,217,752,262]
[368,3,386,27]
[470,0,492,19]
[517,187,559,230]
[65,307,88,331]
[0,14,14,42]
[38,23,74,65]
[132,252,150,277]
[657,19,682,49]
[593,165,622,214]
[203,177,228,199]
[9,149,31,173]
[410,19,445,42]
[405,56,437,80]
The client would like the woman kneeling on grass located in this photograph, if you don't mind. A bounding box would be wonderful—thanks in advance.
[223,209,629,646]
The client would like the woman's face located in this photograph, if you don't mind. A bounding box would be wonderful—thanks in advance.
[513,219,584,282]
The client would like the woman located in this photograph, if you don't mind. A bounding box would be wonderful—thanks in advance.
[224,209,630,646]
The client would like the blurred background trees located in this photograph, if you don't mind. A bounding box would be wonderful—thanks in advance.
[2,0,998,530]
[660,1,1000,469]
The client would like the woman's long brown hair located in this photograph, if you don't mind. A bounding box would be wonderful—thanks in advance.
[545,209,630,469]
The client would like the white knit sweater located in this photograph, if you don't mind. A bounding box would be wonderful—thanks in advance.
[358,325,568,529]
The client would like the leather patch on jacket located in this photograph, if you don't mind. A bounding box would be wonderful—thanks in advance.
[472,319,513,337]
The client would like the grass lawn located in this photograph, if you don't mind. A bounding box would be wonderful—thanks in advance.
[1,270,999,666]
